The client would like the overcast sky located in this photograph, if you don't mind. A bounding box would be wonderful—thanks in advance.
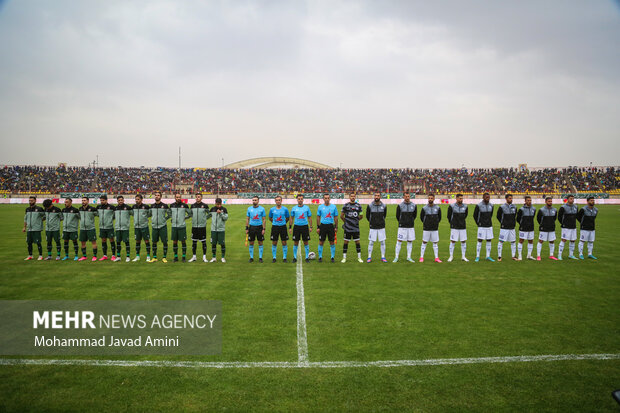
[0,0,619,169]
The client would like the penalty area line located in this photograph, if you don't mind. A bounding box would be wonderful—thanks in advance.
[0,353,618,369]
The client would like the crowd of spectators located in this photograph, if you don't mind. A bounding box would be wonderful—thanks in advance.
[1,165,618,194]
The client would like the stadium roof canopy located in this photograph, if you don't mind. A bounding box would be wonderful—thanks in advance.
[223,157,332,169]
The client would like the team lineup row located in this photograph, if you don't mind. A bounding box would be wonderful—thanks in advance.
[22,191,599,263]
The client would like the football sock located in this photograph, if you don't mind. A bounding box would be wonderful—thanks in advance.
[569,241,575,256]
[368,240,374,258]
[420,242,427,257]
[497,241,503,258]
[304,245,309,258]
[380,241,386,258]
[293,245,298,258]
[587,242,593,255]
[476,241,482,258]
[395,241,402,258]
[282,245,287,259]
[181,242,186,257]
[162,242,167,257]
[510,242,516,257]
[102,242,108,256]
[407,241,413,259]
[537,242,542,257]
[549,242,554,256]
[449,242,455,258]
[558,241,565,257]
[258,245,263,259]
[527,243,533,256]
[249,245,254,258]
[461,242,467,258]
[272,245,277,259]
[318,245,323,259]
[221,243,225,258]
[432,243,438,259]
[330,244,335,259]
[485,242,491,258]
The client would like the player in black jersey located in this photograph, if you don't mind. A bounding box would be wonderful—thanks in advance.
[340,192,363,263]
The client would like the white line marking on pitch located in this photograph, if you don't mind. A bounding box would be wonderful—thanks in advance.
[1,353,618,369]
[296,248,309,365]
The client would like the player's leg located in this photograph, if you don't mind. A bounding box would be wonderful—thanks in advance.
[101,236,108,258]
[367,230,375,262]
[281,239,287,262]
[420,240,427,261]
[537,236,544,260]
[379,229,386,261]
[476,238,483,260]
[110,235,116,259]
[271,236,278,262]
[25,231,33,259]
[558,237,566,258]
[448,241,455,261]
[318,238,324,261]
[548,232,556,259]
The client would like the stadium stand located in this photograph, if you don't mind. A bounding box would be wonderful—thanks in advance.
[1,165,618,196]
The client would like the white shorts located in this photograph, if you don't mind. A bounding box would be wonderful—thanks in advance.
[519,231,535,241]
[397,228,415,242]
[477,227,493,240]
[539,231,556,242]
[368,228,386,242]
[450,229,467,242]
[579,230,595,242]
[422,230,439,243]
[498,229,516,243]
[561,228,577,241]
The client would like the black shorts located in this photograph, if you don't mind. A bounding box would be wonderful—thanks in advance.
[292,225,310,242]
[192,227,207,241]
[270,225,288,242]
[343,231,360,241]
[248,225,264,242]
[319,223,335,242]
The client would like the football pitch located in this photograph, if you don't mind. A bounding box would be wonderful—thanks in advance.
[0,203,619,411]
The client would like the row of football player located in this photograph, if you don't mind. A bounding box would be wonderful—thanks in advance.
[22,191,599,263]
[241,192,599,263]
[22,192,228,262]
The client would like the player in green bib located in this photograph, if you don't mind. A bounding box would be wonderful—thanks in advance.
[43,199,63,260]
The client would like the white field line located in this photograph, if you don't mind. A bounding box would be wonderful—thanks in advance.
[1,353,618,369]
[296,248,309,365]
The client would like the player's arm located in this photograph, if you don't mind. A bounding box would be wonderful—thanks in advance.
[437,206,442,223]
[473,205,480,226]
[516,208,523,225]
[536,209,543,225]
[420,208,426,223]
[366,205,370,222]
[269,208,273,223]
[184,206,191,220]
[245,215,250,233]
[383,206,387,218]
[165,207,171,221]
[288,214,294,233]
[316,211,321,234]
[334,209,338,229]
[22,209,27,232]
[262,214,266,234]
[396,205,401,222]
[447,205,453,223]
[221,208,228,221]
[576,207,584,223]
[557,207,564,225]
[496,207,503,223]
[463,205,468,219]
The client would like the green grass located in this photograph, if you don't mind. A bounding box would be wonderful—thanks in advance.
[1,203,619,411]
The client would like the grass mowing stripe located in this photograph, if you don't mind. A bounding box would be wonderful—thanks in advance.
[1,353,618,369]
[296,248,309,365]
